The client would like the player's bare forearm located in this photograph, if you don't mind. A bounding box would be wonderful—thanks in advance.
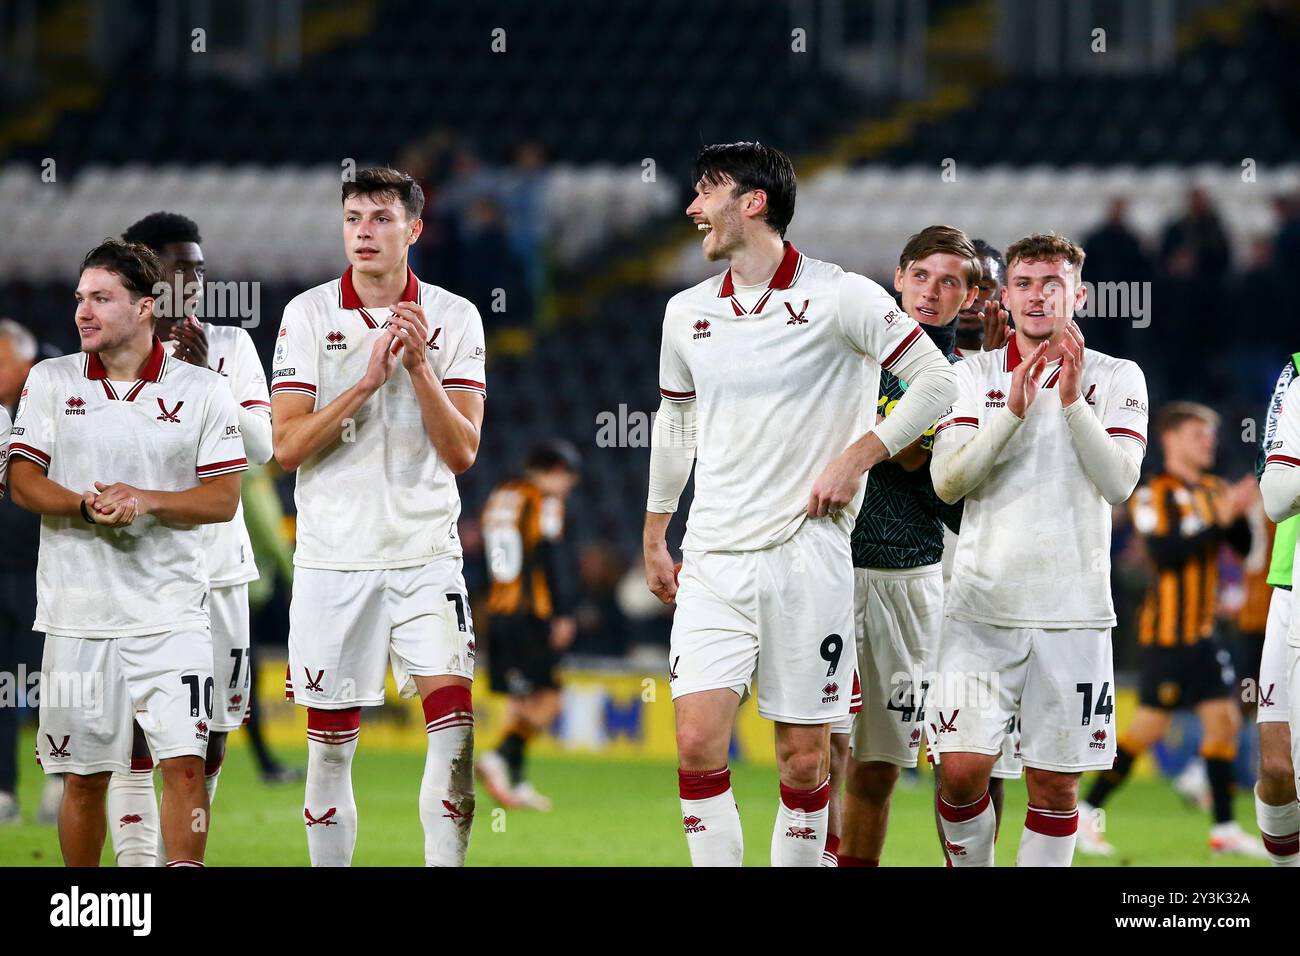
[101,473,242,525]
[271,384,375,472]
[889,435,930,472]
[643,510,673,545]
[844,430,890,474]
[7,459,84,518]
[408,363,482,475]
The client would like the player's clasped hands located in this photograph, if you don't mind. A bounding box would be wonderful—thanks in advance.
[360,328,401,392]
[84,481,143,526]
[388,301,431,372]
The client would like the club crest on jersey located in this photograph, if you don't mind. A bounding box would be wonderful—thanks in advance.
[784,300,809,325]
[211,357,227,376]
[46,734,71,758]
[64,396,86,415]
[325,330,348,351]
[1084,383,1096,405]
[156,399,183,423]
[427,328,441,350]
[936,710,959,733]
[692,319,711,341]
[304,807,338,827]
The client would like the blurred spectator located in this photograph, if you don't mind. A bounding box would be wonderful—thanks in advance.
[501,141,550,316]
[1230,236,1287,345]
[0,318,40,822]
[1083,197,1151,355]
[1274,192,1300,282]
[1160,187,1232,324]
[571,542,629,657]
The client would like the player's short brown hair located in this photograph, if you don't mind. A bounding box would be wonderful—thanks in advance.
[897,225,982,287]
[80,239,165,300]
[1005,232,1086,283]
[341,166,425,221]
[1156,401,1220,438]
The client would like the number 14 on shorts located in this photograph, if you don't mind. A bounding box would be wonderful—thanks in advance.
[1076,681,1114,726]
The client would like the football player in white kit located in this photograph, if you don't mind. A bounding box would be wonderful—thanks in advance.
[929,233,1148,867]
[1252,356,1300,866]
[644,143,957,866]
[1258,364,1300,839]
[9,240,246,866]
[101,212,273,865]
[272,168,485,867]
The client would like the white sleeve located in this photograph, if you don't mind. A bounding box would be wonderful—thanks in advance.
[270,299,319,404]
[442,300,487,398]
[1062,360,1147,505]
[835,272,956,455]
[646,397,696,514]
[0,406,10,500]
[232,329,272,465]
[1262,380,1300,522]
[196,385,249,481]
[930,362,1024,504]
[9,362,53,472]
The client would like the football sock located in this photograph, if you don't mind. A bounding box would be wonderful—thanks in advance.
[303,707,360,867]
[420,686,476,867]
[678,767,743,866]
[205,753,223,806]
[1083,743,1135,809]
[1254,785,1300,866]
[1017,806,1079,867]
[771,778,830,867]
[107,757,159,867]
[1204,749,1236,825]
[820,832,840,867]
[497,731,527,787]
[938,790,996,866]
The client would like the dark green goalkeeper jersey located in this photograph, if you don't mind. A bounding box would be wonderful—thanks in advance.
[851,322,963,570]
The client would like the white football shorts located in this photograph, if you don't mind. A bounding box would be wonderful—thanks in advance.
[849,563,944,768]
[670,518,855,725]
[287,554,475,709]
[930,616,1116,773]
[1259,587,1291,724]
[209,582,252,732]
[38,627,214,775]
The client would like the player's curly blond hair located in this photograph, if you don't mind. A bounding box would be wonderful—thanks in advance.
[1005,233,1086,283]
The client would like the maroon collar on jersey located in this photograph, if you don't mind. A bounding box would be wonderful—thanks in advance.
[1003,334,1063,387]
[717,241,803,317]
[83,336,167,401]
[339,266,421,329]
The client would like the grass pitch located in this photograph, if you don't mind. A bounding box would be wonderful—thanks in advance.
[0,729,1269,866]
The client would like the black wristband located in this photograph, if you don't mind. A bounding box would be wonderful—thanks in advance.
[80,500,95,524]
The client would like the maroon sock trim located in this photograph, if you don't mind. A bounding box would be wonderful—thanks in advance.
[678,766,731,800]
[938,790,990,823]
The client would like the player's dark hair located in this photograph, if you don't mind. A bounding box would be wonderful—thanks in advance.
[693,142,796,237]
[972,238,1006,287]
[525,439,582,474]
[1005,232,1086,283]
[342,167,425,221]
[1156,401,1219,438]
[80,239,165,301]
[897,225,981,286]
[122,211,202,252]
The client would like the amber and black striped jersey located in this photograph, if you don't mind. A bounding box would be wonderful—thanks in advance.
[483,478,568,620]
[1130,472,1251,647]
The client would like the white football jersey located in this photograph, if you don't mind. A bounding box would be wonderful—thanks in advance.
[271,267,486,570]
[9,340,247,638]
[659,242,945,553]
[1262,380,1300,646]
[164,322,269,586]
[933,338,1148,628]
